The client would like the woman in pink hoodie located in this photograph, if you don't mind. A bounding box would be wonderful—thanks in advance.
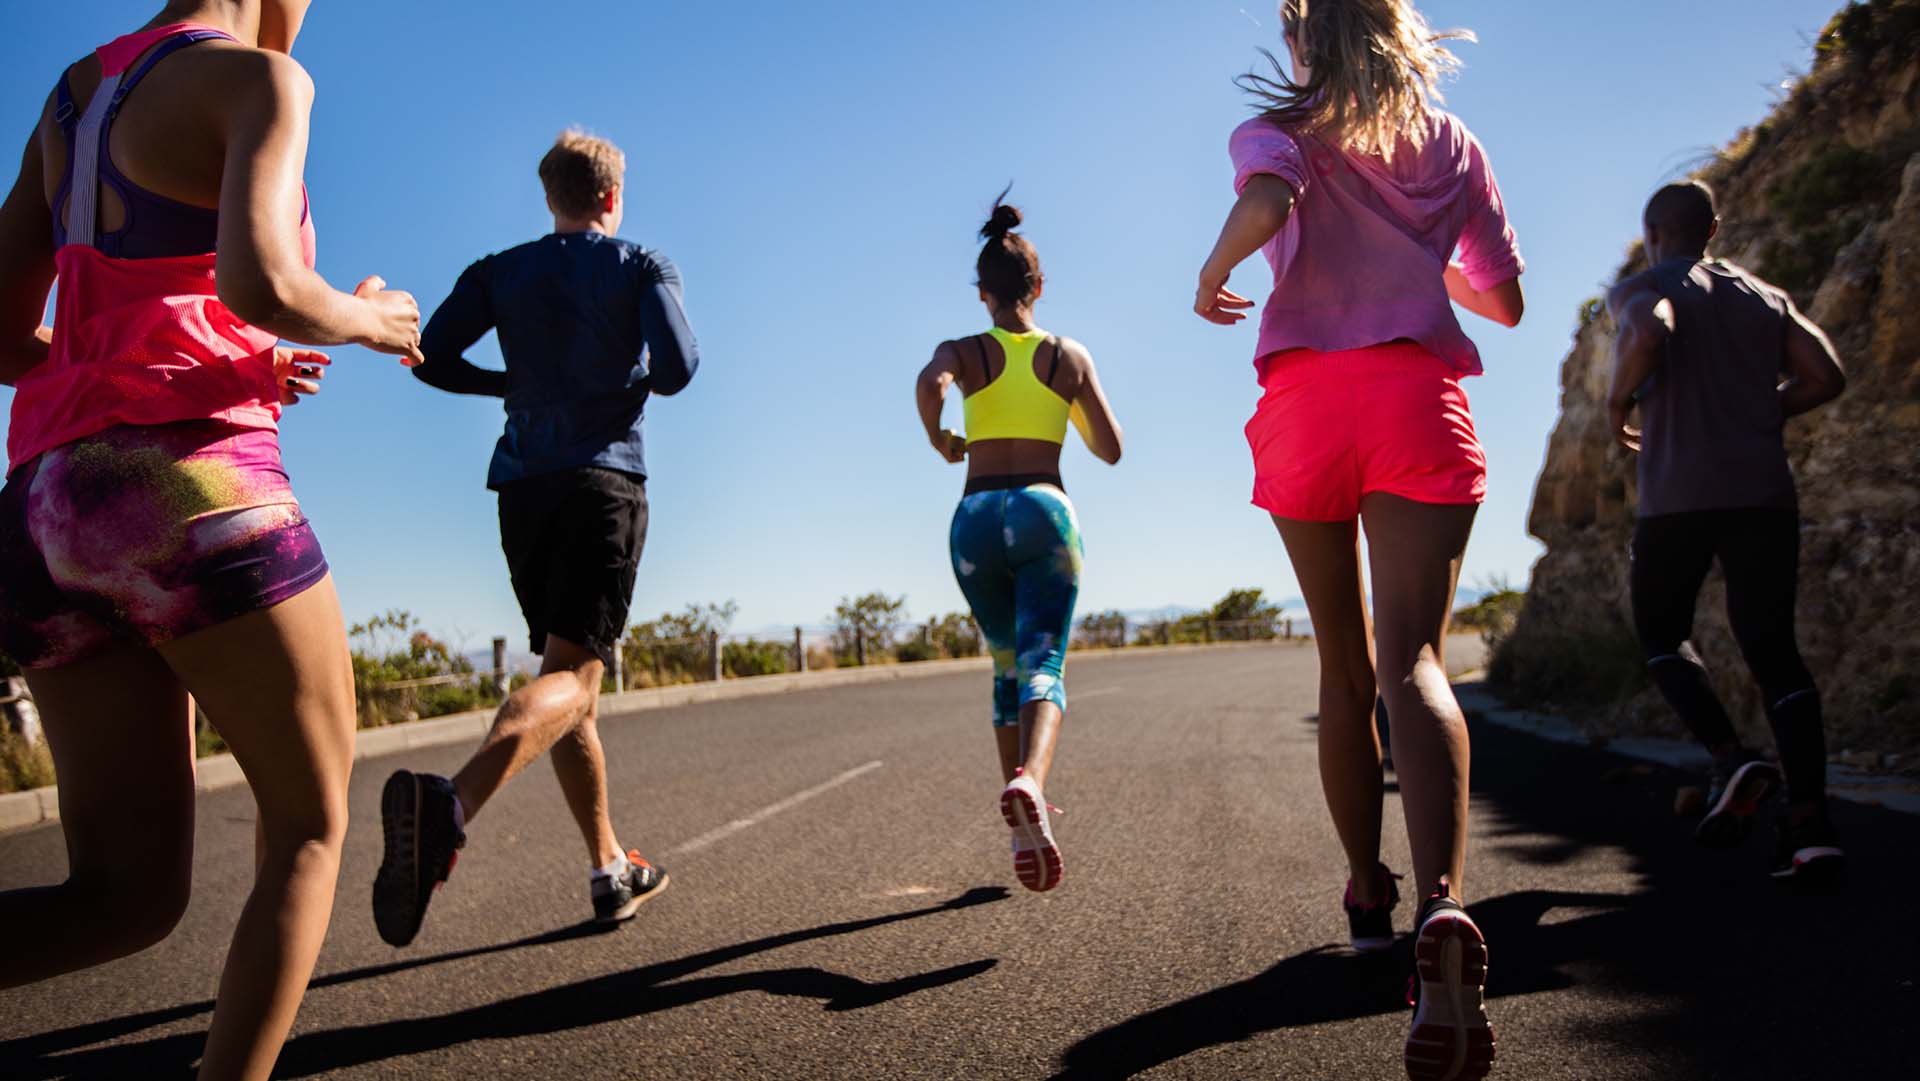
[1195,4,1524,1079]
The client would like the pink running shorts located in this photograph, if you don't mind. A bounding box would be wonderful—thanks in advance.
[1246,341,1487,522]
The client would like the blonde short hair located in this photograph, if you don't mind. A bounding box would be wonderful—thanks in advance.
[1242,0,1473,162]
[538,129,626,218]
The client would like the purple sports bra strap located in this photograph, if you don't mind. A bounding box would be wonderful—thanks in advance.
[104,30,237,122]
[52,77,77,136]
[65,28,236,250]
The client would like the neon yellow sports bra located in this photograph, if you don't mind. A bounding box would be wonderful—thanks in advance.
[961,327,1070,444]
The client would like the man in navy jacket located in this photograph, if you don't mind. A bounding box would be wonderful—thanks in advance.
[374,129,698,946]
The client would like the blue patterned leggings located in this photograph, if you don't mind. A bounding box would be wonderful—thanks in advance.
[949,484,1084,727]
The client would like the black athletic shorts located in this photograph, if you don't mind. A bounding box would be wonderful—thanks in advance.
[497,467,648,664]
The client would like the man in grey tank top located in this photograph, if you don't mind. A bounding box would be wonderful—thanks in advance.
[1607,180,1847,883]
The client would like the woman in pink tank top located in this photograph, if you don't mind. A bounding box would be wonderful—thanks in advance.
[0,3,423,1078]
[1193,4,1526,1079]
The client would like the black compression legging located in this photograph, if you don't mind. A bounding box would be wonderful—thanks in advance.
[1630,509,1825,805]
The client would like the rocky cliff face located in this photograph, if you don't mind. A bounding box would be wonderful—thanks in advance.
[1502,1,1920,760]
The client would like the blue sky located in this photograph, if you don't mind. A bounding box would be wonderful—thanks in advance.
[3,1,1843,644]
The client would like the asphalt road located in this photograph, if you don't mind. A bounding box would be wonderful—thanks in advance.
[2,642,1914,1080]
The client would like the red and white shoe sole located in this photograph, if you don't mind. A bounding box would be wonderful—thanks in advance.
[1406,913,1496,1081]
[1000,785,1063,892]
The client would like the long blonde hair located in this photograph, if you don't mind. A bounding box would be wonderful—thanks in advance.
[1239,0,1473,161]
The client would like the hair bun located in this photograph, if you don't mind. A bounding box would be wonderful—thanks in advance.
[981,202,1023,240]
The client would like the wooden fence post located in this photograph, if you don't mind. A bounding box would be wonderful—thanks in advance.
[794,626,806,672]
[491,636,509,697]
[709,631,723,681]
[3,676,41,747]
[855,627,867,666]
[611,636,625,691]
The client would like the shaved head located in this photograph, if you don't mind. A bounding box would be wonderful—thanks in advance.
[1644,181,1718,259]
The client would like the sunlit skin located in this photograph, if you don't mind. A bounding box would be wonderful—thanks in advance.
[0,4,421,1079]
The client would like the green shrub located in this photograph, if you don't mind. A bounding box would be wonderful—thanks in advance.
[831,592,907,664]
[1769,145,1891,228]
[1489,618,1647,711]
[725,639,792,678]
[1575,296,1605,333]
[1456,590,1526,658]
[350,610,500,727]
[0,726,55,794]
[1817,0,1920,66]
[893,638,939,663]
[1076,610,1130,649]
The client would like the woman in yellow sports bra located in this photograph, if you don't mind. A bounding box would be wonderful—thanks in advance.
[915,194,1122,892]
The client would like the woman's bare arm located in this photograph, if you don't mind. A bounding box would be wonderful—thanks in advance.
[0,102,56,387]
[211,50,422,364]
[1064,339,1122,465]
[916,341,966,463]
[1194,174,1295,325]
[1444,263,1525,327]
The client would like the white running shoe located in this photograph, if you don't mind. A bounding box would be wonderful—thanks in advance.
[1000,773,1063,892]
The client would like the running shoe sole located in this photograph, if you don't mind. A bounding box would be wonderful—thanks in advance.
[1406,911,1496,1081]
[596,871,671,924]
[1001,784,1063,893]
[1771,846,1846,886]
[1695,761,1781,848]
[373,770,454,947]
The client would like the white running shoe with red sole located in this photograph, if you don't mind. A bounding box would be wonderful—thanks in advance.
[1405,900,1496,1081]
[1000,775,1063,892]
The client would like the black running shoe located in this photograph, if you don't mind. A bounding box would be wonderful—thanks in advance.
[1770,813,1845,885]
[1405,887,1495,1081]
[373,770,465,947]
[1695,756,1781,848]
[592,850,670,923]
[1344,863,1404,952]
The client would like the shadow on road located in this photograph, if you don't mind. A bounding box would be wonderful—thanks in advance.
[1055,685,1918,1079]
[7,886,1009,1079]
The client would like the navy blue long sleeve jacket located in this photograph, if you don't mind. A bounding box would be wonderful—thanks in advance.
[414,231,699,489]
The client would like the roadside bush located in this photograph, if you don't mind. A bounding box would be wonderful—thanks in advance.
[351,611,499,728]
[831,592,907,665]
[1454,587,1526,655]
[0,725,54,794]
[1489,618,1647,711]
[1076,610,1130,649]
[725,638,792,678]
[924,612,983,658]
[624,602,738,687]
[894,638,939,663]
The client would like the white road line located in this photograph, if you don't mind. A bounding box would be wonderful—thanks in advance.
[1072,687,1124,701]
[667,760,884,857]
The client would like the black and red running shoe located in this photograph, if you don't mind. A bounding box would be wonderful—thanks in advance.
[1344,862,1403,952]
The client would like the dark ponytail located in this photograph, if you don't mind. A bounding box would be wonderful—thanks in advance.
[975,186,1042,308]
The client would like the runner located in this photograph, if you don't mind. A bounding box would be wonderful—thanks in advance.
[0,2,424,1078]
[915,194,1122,892]
[1608,179,1847,881]
[378,129,697,945]
[1193,3,1523,1077]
